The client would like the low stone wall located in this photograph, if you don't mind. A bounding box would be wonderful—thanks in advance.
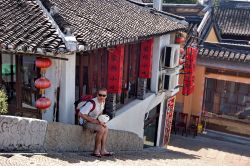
[0,116,143,152]
[0,115,47,152]
[44,122,143,152]
[207,117,250,138]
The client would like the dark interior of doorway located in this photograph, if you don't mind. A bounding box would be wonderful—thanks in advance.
[143,104,161,148]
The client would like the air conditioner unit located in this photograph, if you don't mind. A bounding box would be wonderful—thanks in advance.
[163,72,179,91]
[161,44,180,69]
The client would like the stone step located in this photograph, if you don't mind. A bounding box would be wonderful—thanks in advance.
[202,129,250,147]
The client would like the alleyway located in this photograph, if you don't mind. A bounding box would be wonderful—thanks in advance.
[0,134,250,166]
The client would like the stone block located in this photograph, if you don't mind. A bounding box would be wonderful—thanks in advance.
[0,115,47,152]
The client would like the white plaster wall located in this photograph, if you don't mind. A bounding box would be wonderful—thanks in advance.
[43,59,61,122]
[151,34,170,92]
[153,0,162,10]
[108,92,166,139]
[59,53,76,124]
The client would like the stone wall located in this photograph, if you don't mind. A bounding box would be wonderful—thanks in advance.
[0,116,143,152]
[207,117,250,138]
[0,115,47,152]
[44,122,143,152]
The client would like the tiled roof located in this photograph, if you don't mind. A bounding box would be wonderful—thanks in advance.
[41,0,186,50]
[198,43,250,63]
[215,7,250,39]
[0,0,65,53]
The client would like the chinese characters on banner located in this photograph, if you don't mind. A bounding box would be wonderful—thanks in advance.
[107,45,124,94]
[139,38,153,78]
[182,47,198,96]
[163,96,176,145]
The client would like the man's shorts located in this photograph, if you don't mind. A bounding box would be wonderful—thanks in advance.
[83,122,102,132]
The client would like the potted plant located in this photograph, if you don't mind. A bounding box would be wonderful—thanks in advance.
[0,88,8,115]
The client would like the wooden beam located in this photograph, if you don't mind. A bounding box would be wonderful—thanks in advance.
[1,50,68,61]
[205,73,250,84]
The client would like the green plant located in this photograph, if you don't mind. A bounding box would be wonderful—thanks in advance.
[0,88,8,114]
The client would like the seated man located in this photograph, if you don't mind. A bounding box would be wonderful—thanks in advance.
[78,88,113,157]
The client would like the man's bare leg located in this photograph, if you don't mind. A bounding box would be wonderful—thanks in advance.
[94,126,105,154]
[100,127,109,154]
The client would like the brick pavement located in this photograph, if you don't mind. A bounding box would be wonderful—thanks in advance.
[0,134,249,166]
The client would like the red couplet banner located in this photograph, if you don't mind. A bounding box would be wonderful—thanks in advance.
[163,96,176,145]
[107,45,124,94]
[139,38,154,78]
[182,46,198,96]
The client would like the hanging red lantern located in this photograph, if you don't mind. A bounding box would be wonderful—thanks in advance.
[175,37,185,44]
[35,58,52,71]
[35,77,51,94]
[35,97,51,110]
[35,77,51,89]
[180,48,184,55]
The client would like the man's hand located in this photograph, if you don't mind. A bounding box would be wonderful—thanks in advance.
[98,121,107,127]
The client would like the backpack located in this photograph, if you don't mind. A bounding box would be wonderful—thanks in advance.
[74,95,96,125]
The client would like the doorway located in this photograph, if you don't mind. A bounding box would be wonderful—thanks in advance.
[0,53,41,119]
[143,104,161,148]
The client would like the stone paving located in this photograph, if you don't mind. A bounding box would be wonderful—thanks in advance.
[0,134,250,166]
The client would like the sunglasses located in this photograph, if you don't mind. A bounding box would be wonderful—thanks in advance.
[98,94,107,97]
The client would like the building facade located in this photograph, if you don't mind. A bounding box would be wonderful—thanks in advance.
[175,0,250,137]
[0,0,187,146]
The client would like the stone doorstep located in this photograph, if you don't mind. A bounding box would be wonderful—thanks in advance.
[202,129,250,146]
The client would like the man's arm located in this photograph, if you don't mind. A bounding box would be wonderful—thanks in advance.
[78,112,100,124]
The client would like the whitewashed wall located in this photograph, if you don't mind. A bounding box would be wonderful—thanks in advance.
[43,59,61,122]
[42,53,76,124]
[107,92,166,140]
[58,53,76,124]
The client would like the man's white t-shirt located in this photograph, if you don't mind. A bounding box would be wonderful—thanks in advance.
[79,97,105,125]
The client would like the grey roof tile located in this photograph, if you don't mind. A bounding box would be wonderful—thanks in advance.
[215,7,250,38]
[43,0,186,50]
[0,0,65,53]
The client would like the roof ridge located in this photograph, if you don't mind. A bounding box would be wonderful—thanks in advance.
[36,0,77,51]
[0,0,66,54]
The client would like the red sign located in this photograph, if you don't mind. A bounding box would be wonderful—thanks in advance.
[107,45,124,94]
[139,38,153,78]
[163,96,176,145]
[182,47,198,96]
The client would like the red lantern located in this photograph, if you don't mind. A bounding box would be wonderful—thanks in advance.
[35,77,51,89]
[175,37,185,44]
[180,48,184,55]
[35,58,52,70]
[35,97,51,110]
[35,77,51,94]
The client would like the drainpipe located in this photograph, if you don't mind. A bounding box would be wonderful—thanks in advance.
[153,0,162,11]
